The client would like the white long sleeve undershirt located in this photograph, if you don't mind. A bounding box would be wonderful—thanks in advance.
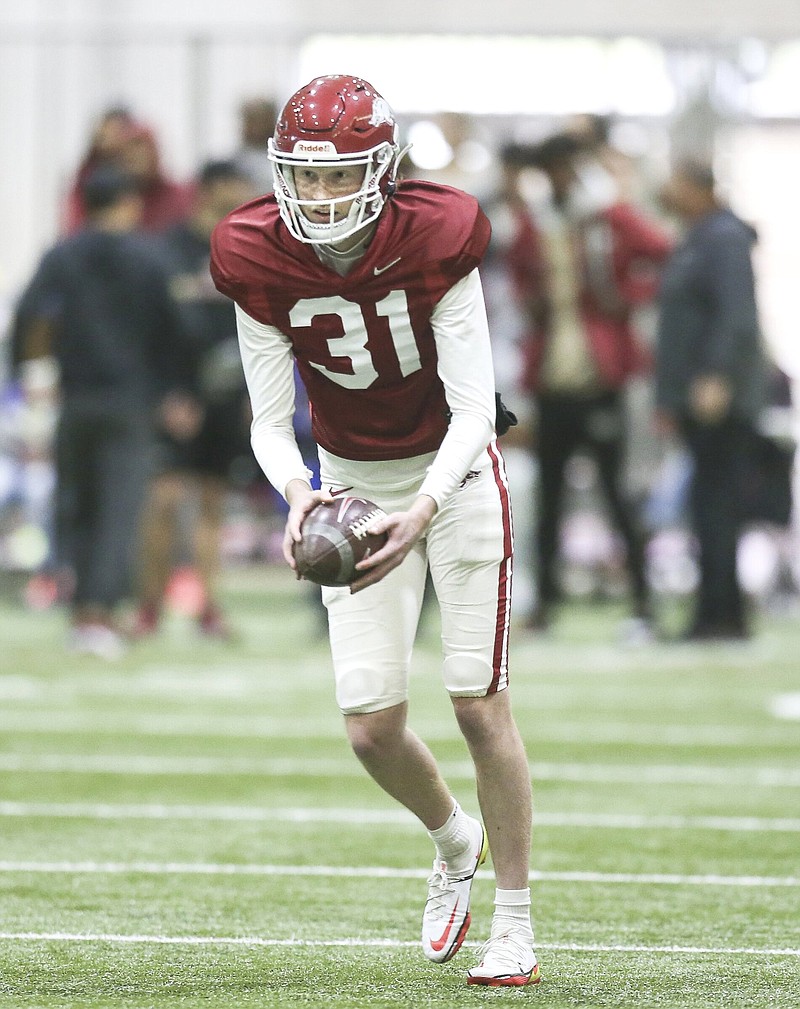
[234,268,496,509]
[417,270,496,507]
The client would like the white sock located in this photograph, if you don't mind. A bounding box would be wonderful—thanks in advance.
[427,799,474,865]
[491,887,534,940]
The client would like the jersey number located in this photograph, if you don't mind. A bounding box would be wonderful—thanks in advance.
[288,292,422,390]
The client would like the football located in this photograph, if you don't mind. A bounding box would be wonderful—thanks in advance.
[293,497,388,586]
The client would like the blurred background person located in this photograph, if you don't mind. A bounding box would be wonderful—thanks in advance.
[134,159,254,640]
[65,115,193,235]
[116,122,195,232]
[655,158,768,641]
[520,133,672,636]
[231,97,277,196]
[16,109,135,605]
[565,112,638,205]
[14,108,193,611]
[12,165,197,658]
[61,105,137,234]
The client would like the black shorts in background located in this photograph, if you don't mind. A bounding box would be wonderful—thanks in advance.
[155,397,251,480]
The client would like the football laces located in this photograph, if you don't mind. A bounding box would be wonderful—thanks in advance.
[349,507,386,541]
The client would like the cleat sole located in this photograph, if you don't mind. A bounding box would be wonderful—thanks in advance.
[468,964,542,987]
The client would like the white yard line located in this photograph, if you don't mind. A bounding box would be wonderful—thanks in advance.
[0,861,797,888]
[0,753,370,776]
[1,710,798,748]
[0,710,345,738]
[0,932,797,957]
[0,752,798,787]
[1,801,799,832]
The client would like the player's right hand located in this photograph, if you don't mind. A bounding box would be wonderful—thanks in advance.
[283,481,333,575]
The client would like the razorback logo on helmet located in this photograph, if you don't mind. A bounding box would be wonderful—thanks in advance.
[370,98,393,128]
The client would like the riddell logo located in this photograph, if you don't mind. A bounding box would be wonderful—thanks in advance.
[293,141,337,155]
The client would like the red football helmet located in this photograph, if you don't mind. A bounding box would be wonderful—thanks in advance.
[268,75,403,246]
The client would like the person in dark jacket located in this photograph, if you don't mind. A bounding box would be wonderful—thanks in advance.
[13,165,198,658]
[655,158,767,641]
[134,160,254,639]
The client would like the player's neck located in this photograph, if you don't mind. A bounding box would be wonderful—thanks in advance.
[331,219,377,255]
[315,225,375,276]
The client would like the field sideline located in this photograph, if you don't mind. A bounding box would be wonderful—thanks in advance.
[0,565,798,1008]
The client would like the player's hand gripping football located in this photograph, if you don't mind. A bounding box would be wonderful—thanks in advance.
[283,480,334,577]
[349,494,437,594]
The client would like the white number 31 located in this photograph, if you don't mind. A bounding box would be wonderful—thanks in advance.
[289,291,422,389]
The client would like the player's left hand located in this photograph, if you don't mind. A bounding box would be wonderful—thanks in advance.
[350,495,437,594]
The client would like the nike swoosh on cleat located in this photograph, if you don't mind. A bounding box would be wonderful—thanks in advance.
[430,901,460,952]
[373,257,401,275]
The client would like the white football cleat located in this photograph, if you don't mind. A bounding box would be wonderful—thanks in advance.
[421,815,488,963]
[467,929,542,987]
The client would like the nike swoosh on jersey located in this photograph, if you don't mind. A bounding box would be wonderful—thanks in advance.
[373,257,402,275]
[430,901,460,952]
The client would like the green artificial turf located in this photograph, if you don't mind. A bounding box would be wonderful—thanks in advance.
[0,566,798,1007]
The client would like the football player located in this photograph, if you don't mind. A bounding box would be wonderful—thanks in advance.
[211,75,540,986]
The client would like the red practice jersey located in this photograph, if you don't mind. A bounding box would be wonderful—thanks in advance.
[210,181,491,461]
